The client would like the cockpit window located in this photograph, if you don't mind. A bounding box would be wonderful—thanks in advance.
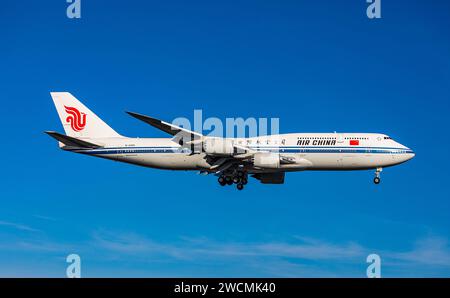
[384,136,391,140]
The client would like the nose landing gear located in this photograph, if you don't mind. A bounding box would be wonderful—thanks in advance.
[373,167,382,184]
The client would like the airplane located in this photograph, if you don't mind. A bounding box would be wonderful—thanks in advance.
[46,92,415,190]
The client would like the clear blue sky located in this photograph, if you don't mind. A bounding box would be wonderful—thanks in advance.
[0,0,449,277]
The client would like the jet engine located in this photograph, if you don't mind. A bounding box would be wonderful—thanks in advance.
[253,152,281,169]
[203,138,235,156]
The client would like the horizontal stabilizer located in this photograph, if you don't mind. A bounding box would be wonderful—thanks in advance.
[45,131,102,149]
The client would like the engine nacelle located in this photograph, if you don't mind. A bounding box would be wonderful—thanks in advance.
[203,138,235,156]
[253,153,280,169]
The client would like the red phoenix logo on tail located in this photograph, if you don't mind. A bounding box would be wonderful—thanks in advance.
[64,106,86,132]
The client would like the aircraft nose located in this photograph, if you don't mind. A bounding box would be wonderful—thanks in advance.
[405,148,415,161]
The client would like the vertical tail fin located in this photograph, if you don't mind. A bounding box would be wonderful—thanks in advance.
[50,92,121,138]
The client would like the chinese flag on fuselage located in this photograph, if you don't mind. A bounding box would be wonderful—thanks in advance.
[350,140,359,146]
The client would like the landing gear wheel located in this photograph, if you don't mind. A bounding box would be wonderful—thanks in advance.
[237,171,244,177]
[374,167,382,185]
[241,178,248,185]
[218,176,226,186]
[237,183,244,190]
[225,176,233,185]
[233,176,240,184]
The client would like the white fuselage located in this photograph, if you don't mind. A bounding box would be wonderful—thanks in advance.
[67,133,415,173]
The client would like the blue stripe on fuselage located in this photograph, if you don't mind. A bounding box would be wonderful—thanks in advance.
[71,146,414,155]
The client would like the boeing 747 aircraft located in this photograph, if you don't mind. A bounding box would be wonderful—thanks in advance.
[46,92,415,190]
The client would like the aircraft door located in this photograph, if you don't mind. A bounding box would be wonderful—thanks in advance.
[336,133,344,167]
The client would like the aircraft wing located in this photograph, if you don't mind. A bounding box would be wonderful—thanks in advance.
[126,111,202,138]
[127,111,259,158]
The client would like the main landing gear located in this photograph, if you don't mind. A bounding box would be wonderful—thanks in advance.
[373,167,382,184]
[218,170,248,190]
